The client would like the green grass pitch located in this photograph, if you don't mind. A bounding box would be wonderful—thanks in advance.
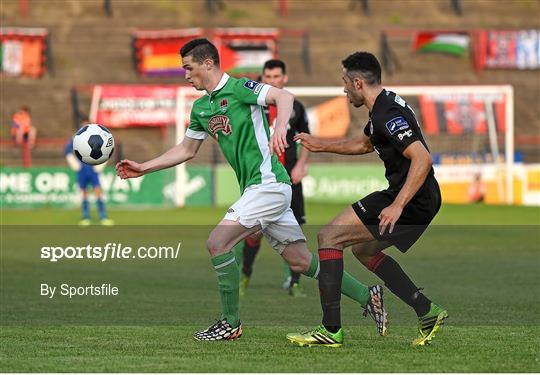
[1,203,539,372]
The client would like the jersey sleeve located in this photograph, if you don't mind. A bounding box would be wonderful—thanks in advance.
[185,112,208,140]
[64,140,74,156]
[377,109,420,153]
[234,78,271,106]
[363,122,371,136]
[292,100,310,134]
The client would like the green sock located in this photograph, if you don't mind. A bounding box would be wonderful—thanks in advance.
[282,259,291,280]
[211,251,240,327]
[232,241,244,266]
[303,252,371,307]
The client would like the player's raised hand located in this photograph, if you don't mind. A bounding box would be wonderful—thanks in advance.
[269,126,287,155]
[116,159,145,179]
[293,133,326,152]
[378,202,404,235]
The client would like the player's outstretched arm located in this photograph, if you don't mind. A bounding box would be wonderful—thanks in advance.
[265,86,294,155]
[294,132,374,155]
[116,137,203,179]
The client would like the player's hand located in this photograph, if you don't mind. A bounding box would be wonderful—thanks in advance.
[378,202,404,236]
[293,133,326,152]
[291,162,308,184]
[116,159,145,179]
[269,125,287,155]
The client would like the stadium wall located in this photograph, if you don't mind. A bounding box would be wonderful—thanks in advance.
[2,163,539,208]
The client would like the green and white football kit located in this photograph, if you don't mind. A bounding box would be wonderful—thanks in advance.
[186,73,306,253]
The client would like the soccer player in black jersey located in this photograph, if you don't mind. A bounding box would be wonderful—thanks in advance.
[288,52,448,346]
[239,59,311,297]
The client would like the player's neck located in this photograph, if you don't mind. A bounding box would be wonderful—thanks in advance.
[205,70,225,93]
[364,86,384,112]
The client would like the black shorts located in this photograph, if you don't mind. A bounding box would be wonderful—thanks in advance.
[291,182,306,225]
[352,178,441,252]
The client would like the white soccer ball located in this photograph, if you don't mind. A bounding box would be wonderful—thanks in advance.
[72,124,114,165]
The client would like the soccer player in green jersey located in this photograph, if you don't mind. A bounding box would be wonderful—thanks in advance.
[116,39,387,342]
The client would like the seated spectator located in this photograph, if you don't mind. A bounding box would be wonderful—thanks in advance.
[11,105,37,149]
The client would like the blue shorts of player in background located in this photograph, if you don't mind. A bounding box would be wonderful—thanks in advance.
[78,166,101,190]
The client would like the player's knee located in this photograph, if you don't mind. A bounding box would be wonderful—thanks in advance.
[291,254,311,273]
[206,237,224,256]
[288,255,310,273]
[317,226,335,246]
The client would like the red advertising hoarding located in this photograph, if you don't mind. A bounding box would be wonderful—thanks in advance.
[91,85,179,128]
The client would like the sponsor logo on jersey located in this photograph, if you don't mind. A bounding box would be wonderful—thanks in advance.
[254,83,263,94]
[208,115,232,138]
[394,94,407,107]
[397,129,413,141]
[385,116,409,135]
[220,99,228,113]
[227,207,235,213]
[356,201,367,213]
[369,118,374,135]
[243,80,259,91]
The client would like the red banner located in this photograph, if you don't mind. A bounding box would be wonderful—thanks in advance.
[419,94,506,135]
[92,85,179,128]
[474,29,540,70]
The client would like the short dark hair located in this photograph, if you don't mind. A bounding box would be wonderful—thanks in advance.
[180,38,220,66]
[263,59,286,74]
[341,52,381,85]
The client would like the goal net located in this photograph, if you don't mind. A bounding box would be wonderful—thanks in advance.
[175,84,514,206]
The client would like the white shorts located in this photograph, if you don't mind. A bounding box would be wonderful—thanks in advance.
[223,182,306,254]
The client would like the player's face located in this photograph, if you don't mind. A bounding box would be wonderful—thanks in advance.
[182,55,208,91]
[342,68,364,107]
[263,67,287,88]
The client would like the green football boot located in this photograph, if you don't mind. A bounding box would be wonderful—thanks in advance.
[239,274,250,297]
[287,325,344,347]
[78,218,91,226]
[412,303,448,346]
[100,218,115,226]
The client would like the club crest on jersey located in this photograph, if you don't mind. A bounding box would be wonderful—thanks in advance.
[385,116,409,135]
[208,115,232,138]
[220,99,228,113]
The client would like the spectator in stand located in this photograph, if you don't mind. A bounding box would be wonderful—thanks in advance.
[65,116,114,226]
[11,105,37,149]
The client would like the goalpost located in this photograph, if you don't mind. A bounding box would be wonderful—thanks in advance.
[175,85,514,206]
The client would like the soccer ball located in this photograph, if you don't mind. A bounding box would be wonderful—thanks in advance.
[72,124,114,165]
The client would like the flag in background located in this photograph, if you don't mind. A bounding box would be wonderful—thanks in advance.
[0,27,47,78]
[413,31,470,56]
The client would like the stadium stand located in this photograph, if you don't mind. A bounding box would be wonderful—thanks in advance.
[1,0,538,168]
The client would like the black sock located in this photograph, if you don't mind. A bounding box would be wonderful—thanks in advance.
[318,248,343,333]
[241,238,261,277]
[368,253,431,317]
[290,270,301,286]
